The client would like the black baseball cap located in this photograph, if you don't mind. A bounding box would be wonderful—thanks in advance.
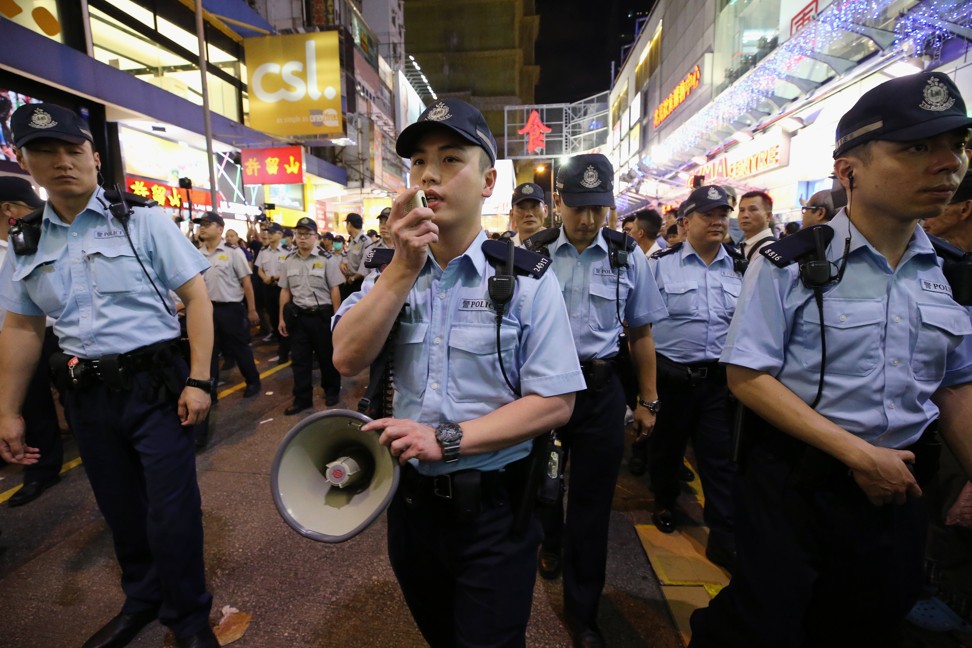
[295,217,318,233]
[556,154,615,208]
[0,176,43,208]
[377,207,392,220]
[834,72,972,158]
[396,98,498,166]
[512,182,545,205]
[11,103,94,148]
[266,222,284,233]
[345,212,363,228]
[681,185,734,217]
[322,231,335,240]
[193,211,224,227]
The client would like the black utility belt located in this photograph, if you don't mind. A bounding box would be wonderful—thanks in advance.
[294,305,331,316]
[50,339,179,391]
[401,457,530,521]
[211,300,243,307]
[656,353,725,384]
[580,356,617,391]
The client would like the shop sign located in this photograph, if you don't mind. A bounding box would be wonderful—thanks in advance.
[653,66,701,128]
[241,146,305,185]
[517,110,553,154]
[125,176,211,210]
[244,31,343,137]
[695,130,790,182]
[780,0,833,41]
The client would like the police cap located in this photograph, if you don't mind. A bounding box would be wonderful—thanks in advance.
[556,154,615,209]
[12,103,95,148]
[396,98,498,166]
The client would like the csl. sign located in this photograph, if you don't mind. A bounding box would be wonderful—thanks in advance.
[245,31,343,137]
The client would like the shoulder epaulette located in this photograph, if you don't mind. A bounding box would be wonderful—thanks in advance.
[482,239,551,279]
[522,227,560,255]
[102,188,158,208]
[601,227,637,252]
[759,224,834,268]
[650,242,683,259]
[928,233,972,306]
[364,246,395,269]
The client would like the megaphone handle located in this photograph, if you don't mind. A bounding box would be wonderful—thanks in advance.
[357,305,407,418]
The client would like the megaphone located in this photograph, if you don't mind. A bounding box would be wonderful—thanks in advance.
[270,409,400,543]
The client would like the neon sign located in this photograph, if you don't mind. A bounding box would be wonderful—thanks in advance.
[653,66,701,128]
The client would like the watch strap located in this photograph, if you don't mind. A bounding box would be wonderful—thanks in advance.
[185,377,214,394]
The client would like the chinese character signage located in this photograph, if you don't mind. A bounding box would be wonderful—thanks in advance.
[517,110,553,154]
[241,146,305,185]
[653,66,701,128]
[125,176,211,210]
[244,31,343,137]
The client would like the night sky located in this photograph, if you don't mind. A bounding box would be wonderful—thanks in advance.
[534,0,657,104]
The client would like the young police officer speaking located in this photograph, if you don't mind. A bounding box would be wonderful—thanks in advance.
[0,104,218,647]
[690,72,972,647]
[333,98,584,647]
[526,153,667,647]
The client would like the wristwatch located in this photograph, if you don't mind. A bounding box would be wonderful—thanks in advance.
[185,377,215,394]
[637,397,662,415]
[435,422,463,464]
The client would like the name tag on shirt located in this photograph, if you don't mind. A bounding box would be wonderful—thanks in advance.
[593,267,616,276]
[217,254,229,261]
[921,279,952,296]
[459,299,491,311]
[95,229,126,239]
[721,271,739,279]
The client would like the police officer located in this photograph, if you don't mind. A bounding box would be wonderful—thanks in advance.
[647,185,742,572]
[690,72,972,647]
[339,212,369,299]
[0,103,218,647]
[0,176,64,506]
[278,216,345,414]
[333,98,585,647]
[255,222,290,362]
[510,181,547,246]
[195,211,261,398]
[527,153,667,647]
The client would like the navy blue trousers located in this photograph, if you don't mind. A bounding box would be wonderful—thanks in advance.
[689,430,925,648]
[288,306,340,406]
[211,301,260,386]
[388,468,541,648]
[64,363,212,638]
[540,373,626,630]
[23,327,64,483]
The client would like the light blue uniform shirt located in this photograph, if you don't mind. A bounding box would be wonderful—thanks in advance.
[335,230,586,476]
[546,228,667,361]
[721,210,972,449]
[0,187,209,357]
[649,242,742,363]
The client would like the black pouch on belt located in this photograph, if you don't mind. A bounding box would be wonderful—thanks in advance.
[451,471,482,522]
[536,433,564,506]
[98,354,131,392]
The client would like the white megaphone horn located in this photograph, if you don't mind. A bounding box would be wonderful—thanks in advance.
[270,409,400,543]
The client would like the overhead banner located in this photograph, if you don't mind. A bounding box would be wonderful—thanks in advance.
[242,146,305,185]
[245,31,343,137]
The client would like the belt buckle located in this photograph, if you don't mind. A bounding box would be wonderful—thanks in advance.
[432,475,453,500]
[689,366,708,380]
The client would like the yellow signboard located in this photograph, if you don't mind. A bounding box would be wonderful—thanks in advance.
[245,31,343,137]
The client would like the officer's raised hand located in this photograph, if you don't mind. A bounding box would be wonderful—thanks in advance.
[388,186,438,276]
[0,414,40,464]
[850,445,922,506]
[363,417,443,464]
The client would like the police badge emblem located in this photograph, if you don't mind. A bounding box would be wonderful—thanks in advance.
[920,76,956,112]
[580,165,602,189]
[522,185,534,195]
[707,186,721,200]
[29,108,57,130]
[426,102,451,122]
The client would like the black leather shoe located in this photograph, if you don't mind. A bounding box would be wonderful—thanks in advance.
[705,542,738,574]
[176,626,219,648]
[652,507,676,534]
[9,475,60,507]
[538,549,561,580]
[573,627,605,648]
[242,382,261,398]
[284,402,311,416]
[324,392,340,407]
[82,610,157,648]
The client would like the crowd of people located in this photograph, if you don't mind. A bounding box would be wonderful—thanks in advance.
[0,71,971,648]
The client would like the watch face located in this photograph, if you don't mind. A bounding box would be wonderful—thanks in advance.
[436,423,462,443]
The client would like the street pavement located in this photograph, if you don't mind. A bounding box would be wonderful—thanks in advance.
[0,336,683,648]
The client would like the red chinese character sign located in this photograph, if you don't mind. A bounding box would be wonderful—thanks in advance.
[517,110,552,155]
[241,146,305,185]
[125,176,212,211]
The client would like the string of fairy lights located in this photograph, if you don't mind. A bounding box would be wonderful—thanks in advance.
[642,0,970,174]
